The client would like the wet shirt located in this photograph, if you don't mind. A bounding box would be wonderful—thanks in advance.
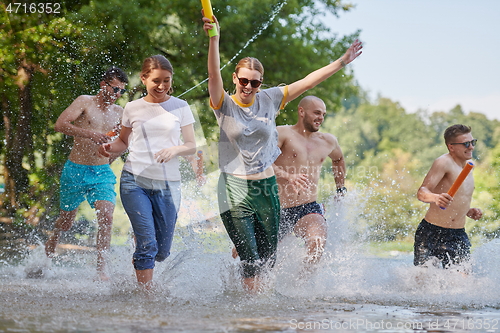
[122,97,195,181]
[212,86,288,175]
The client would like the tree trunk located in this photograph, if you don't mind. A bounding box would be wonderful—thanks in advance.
[3,61,35,212]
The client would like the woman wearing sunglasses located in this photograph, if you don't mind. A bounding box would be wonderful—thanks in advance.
[203,15,362,292]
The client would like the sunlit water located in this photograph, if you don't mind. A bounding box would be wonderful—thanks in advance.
[1,189,500,333]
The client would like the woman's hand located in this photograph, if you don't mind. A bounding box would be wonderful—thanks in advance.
[155,147,178,163]
[202,12,219,37]
[341,39,363,65]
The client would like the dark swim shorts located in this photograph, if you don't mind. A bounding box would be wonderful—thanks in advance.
[279,201,325,240]
[413,219,471,268]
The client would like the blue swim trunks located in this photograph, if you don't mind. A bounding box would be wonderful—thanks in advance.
[59,160,116,211]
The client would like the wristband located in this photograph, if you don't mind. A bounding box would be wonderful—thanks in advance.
[336,186,347,195]
[339,58,347,67]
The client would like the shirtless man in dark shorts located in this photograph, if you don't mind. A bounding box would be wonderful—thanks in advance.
[414,124,482,269]
[273,96,346,266]
[45,67,128,280]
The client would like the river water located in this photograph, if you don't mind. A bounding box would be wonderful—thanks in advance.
[1,192,500,332]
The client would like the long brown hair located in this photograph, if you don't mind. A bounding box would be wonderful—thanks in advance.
[141,55,174,95]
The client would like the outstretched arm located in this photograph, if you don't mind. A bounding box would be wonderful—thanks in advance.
[203,14,223,108]
[286,40,363,103]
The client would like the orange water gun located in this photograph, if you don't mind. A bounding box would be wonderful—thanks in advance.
[106,124,121,137]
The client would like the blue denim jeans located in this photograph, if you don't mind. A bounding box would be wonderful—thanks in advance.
[120,170,181,270]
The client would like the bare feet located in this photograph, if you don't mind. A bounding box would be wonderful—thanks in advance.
[140,280,157,291]
[242,276,264,293]
[136,268,154,289]
[97,250,110,281]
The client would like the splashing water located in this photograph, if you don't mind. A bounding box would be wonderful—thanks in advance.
[1,174,500,332]
[177,0,288,98]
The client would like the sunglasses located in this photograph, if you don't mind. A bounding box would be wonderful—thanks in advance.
[106,81,127,95]
[450,139,477,148]
[236,74,262,88]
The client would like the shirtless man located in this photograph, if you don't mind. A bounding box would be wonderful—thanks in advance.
[45,67,128,280]
[273,96,346,265]
[414,124,482,269]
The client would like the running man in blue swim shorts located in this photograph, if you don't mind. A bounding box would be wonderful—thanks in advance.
[45,67,128,281]
[273,96,347,266]
[415,124,482,270]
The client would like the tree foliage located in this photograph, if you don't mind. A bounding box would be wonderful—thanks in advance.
[3,0,497,247]
[0,0,359,232]
[321,98,500,242]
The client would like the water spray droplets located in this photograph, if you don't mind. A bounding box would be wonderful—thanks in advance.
[177,0,288,98]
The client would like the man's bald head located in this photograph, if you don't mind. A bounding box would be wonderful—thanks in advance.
[298,95,325,111]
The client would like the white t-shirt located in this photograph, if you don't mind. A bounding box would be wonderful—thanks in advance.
[122,97,195,181]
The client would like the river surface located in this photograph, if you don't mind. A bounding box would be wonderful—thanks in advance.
[1,196,500,332]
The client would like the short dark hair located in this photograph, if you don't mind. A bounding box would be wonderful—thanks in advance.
[444,124,471,144]
[102,66,128,84]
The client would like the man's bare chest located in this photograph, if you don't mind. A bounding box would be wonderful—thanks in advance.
[75,108,120,129]
[284,138,331,165]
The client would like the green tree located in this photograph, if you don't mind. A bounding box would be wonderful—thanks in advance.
[321,97,500,244]
[470,143,500,239]
[361,149,425,242]
[1,0,361,235]
[1,0,171,228]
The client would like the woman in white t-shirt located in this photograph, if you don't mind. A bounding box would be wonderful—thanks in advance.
[99,55,196,288]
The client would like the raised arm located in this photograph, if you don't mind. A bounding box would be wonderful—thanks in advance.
[286,40,363,103]
[203,14,223,108]
[55,95,110,144]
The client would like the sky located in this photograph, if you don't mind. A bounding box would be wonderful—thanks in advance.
[323,0,500,120]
